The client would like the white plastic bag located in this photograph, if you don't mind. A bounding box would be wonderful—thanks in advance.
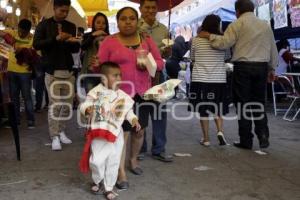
[143,79,182,102]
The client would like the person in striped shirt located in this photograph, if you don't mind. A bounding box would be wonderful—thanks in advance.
[189,14,229,147]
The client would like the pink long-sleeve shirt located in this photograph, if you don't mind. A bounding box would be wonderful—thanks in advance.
[98,34,164,97]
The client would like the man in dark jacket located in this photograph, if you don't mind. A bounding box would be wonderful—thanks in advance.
[33,0,80,151]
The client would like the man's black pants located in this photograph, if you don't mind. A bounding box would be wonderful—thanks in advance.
[233,62,270,148]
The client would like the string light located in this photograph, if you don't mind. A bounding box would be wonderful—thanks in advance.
[6,4,12,13]
[16,7,20,16]
[0,0,7,9]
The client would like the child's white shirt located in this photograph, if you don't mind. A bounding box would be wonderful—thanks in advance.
[80,84,136,142]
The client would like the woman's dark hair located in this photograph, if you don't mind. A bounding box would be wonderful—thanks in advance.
[276,39,290,51]
[116,7,139,21]
[18,19,32,32]
[201,14,222,35]
[235,0,255,15]
[54,0,71,7]
[92,12,110,34]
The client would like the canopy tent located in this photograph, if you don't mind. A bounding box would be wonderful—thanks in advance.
[158,0,236,40]
[78,0,109,16]
[161,0,236,26]
[33,0,186,30]
[128,0,184,12]
[215,7,236,22]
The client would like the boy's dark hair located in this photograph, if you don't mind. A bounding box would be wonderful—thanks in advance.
[235,0,255,15]
[201,14,222,35]
[18,19,32,32]
[54,0,71,7]
[116,7,138,21]
[140,0,158,7]
[78,27,85,34]
[99,62,120,75]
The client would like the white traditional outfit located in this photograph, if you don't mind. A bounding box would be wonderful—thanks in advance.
[79,84,137,191]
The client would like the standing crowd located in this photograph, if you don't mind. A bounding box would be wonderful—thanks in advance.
[0,0,278,199]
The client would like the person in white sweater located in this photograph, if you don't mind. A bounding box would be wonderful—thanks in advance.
[79,62,141,200]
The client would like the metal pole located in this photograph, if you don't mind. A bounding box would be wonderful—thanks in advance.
[168,0,172,41]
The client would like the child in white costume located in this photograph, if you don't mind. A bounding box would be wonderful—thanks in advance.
[79,62,141,200]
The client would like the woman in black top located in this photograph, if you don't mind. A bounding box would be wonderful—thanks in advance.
[81,12,109,92]
[165,35,189,79]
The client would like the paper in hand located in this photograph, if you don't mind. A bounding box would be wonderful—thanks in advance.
[145,52,157,78]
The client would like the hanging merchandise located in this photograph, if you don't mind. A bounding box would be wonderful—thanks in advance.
[256,0,267,7]
[273,0,288,29]
[290,0,300,27]
[258,3,271,23]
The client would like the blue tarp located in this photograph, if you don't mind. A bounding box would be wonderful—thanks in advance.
[215,7,236,22]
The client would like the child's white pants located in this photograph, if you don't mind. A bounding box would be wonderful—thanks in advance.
[89,130,124,191]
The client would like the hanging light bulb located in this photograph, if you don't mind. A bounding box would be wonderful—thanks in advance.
[6,5,12,13]
[16,7,20,16]
[0,0,7,9]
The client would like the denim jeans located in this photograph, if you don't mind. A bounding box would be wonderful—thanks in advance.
[34,70,49,109]
[141,103,167,155]
[141,72,168,155]
[8,72,35,123]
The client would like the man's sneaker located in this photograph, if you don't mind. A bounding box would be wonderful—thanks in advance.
[217,132,227,146]
[259,135,269,149]
[115,181,129,191]
[59,132,72,144]
[152,152,173,162]
[27,121,35,129]
[52,136,62,151]
[233,142,252,150]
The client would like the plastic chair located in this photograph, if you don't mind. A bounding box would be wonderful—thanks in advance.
[272,76,294,116]
[283,76,300,121]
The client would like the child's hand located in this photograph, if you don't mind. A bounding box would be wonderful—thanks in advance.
[132,118,141,132]
[89,55,99,70]
[85,106,94,115]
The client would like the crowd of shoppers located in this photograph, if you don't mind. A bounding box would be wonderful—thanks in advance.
[0,0,280,199]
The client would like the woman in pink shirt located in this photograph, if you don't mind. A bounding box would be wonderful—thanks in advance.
[98,7,164,190]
